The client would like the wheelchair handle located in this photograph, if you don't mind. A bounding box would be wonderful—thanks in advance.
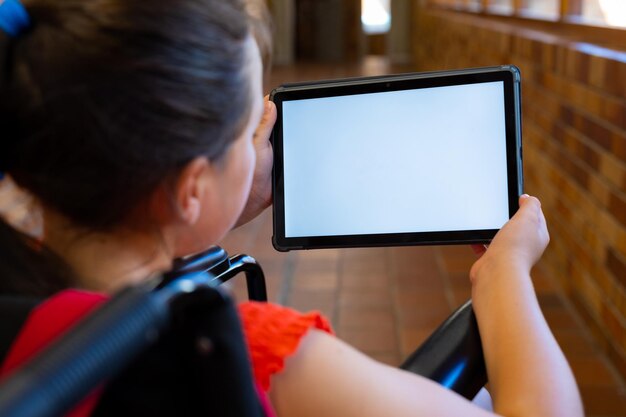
[215,254,267,302]
[163,247,268,302]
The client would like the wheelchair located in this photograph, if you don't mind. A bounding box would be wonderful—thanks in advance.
[0,246,487,417]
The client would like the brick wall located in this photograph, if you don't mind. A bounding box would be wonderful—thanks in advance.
[412,7,626,378]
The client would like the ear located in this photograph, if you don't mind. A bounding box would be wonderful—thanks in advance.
[174,157,212,225]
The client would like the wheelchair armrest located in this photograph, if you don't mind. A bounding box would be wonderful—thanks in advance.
[400,300,487,400]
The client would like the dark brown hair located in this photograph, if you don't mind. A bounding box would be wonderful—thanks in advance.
[0,0,253,231]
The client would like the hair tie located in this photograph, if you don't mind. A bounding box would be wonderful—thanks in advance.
[0,0,31,37]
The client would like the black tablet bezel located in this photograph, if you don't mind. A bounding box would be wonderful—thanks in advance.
[271,65,523,251]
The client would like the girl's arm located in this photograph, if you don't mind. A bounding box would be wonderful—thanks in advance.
[270,328,497,417]
[469,195,583,417]
[269,195,583,417]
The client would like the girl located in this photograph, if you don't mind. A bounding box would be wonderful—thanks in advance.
[0,0,583,416]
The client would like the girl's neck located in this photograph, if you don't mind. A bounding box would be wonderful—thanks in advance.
[43,209,174,293]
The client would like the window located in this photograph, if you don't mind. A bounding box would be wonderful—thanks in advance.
[466,0,482,12]
[582,0,626,28]
[488,0,513,14]
[362,0,392,34]
[519,0,559,19]
[429,0,626,29]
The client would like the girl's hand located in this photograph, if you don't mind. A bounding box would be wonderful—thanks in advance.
[235,96,277,228]
[470,194,549,283]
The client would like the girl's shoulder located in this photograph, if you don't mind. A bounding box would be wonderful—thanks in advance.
[238,301,334,391]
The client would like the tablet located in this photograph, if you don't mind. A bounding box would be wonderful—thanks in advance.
[271,65,523,251]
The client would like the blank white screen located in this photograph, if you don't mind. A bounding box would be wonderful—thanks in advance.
[282,81,510,238]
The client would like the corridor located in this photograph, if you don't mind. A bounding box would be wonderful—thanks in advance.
[221,57,626,417]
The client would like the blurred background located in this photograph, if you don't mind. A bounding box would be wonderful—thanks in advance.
[223,1,626,415]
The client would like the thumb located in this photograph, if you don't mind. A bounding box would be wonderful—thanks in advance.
[253,97,277,146]
[518,193,541,213]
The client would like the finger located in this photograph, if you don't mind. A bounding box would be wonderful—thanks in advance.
[253,99,277,145]
[517,194,542,217]
[261,97,276,126]
[517,195,547,237]
[518,193,530,205]
[519,193,541,207]
[471,244,487,256]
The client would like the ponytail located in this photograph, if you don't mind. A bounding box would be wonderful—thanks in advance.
[0,0,31,177]
[0,45,13,180]
[0,32,14,177]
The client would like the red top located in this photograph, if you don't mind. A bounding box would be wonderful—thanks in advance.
[0,290,334,416]
[239,301,334,391]
[0,291,108,417]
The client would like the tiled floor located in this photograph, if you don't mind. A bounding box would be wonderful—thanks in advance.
[222,58,626,416]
